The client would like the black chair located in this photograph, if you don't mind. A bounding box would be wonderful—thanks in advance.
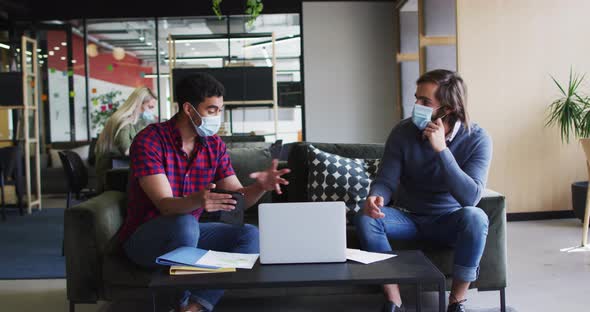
[58,150,96,210]
[0,146,24,221]
[59,150,97,255]
[87,137,98,167]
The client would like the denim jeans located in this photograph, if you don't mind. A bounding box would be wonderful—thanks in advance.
[354,206,489,282]
[123,214,259,311]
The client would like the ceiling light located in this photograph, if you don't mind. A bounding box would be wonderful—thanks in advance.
[16,48,20,52]
[49,51,54,56]
[139,36,145,42]
[54,46,60,51]
[0,43,10,49]
[185,43,190,47]
[146,42,152,46]
[37,48,42,52]
[61,42,67,46]
[72,60,77,64]
[87,43,99,57]
[60,56,66,60]
[191,47,195,51]
[43,54,48,58]
[113,47,126,60]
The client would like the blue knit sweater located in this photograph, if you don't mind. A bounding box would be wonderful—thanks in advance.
[369,118,493,215]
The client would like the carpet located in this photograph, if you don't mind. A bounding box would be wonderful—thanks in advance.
[0,208,65,279]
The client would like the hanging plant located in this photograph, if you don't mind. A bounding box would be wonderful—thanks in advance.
[212,0,223,17]
[212,0,264,26]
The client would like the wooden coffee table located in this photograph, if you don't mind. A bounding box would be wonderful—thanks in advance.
[150,250,446,312]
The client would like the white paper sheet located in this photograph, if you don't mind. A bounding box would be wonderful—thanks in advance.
[196,251,259,269]
[346,248,396,264]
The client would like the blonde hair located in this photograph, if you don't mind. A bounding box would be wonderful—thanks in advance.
[96,87,157,154]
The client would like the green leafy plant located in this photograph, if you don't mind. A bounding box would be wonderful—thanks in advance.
[212,0,223,17]
[212,0,264,26]
[546,69,590,143]
[90,90,123,132]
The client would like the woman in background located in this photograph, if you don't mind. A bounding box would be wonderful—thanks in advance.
[95,87,157,192]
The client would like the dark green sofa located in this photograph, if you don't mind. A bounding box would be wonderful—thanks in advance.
[64,143,507,312]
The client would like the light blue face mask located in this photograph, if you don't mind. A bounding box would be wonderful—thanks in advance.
[140,110,154,121]
[412,104,433,130]
[188,106,221,137]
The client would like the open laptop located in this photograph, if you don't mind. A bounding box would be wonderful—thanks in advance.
[258,201,347,264]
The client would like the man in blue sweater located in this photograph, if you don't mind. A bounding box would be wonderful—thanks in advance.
[355,69,492,312]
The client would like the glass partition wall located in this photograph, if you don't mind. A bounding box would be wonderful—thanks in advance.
[156,14,302,143]
[3,13,302,146]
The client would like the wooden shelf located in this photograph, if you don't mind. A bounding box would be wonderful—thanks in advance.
[226,103,274,109]
[225,100,274,106]
[0,138,38,143]
[21,35,42,214]
[169,32,279,142]
[0,105,37,110]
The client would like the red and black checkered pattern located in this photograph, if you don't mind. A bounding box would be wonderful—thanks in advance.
[118,115,235,243]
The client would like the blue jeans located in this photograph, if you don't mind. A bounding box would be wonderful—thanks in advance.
[123,214,259,311]
[354,206,488,282]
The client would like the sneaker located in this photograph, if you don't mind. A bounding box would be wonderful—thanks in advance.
[382,301,405,312]
[447,300,466,312]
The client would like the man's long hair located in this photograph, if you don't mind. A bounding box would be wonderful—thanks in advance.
[417,69,470,132]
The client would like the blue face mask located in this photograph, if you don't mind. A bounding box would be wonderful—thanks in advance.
[188,106,221,137]
[140,110,154,121]
[412,104,433,130]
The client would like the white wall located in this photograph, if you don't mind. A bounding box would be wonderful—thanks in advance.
[302,1,398,143]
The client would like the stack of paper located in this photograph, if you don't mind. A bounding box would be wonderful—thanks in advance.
[346,248,396,264]
[196,250,259,269]
[169,266,236,275]
[156,247,259,275]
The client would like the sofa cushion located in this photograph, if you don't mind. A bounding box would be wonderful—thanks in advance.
[307,144,380,213]
[228,147,273,217]
[287,142,385,203]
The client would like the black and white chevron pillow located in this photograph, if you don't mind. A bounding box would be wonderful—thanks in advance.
[307,145,381,213]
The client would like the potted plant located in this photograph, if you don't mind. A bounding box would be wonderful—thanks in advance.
[545,69,590,224]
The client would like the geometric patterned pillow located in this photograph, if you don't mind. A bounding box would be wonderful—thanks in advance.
[307,145,381,213]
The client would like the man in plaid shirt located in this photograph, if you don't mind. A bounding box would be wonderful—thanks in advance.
[120,73,290,312]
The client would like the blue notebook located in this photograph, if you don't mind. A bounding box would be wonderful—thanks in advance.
[155,247,219,269]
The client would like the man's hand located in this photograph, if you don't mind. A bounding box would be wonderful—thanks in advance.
[423,118,447,153]
[189,183,237,212]
[363,195,385,219]
[249,159,291,194]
